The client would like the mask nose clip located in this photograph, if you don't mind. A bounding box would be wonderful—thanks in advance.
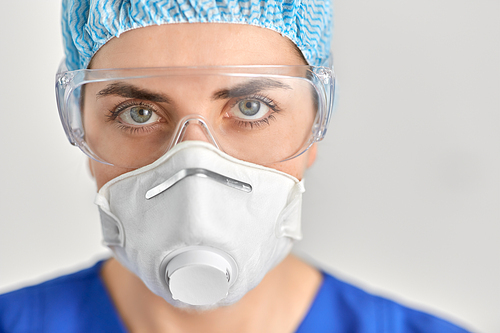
[168,115,221,151]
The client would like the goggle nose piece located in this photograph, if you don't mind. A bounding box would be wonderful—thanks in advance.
[168,115,221,151]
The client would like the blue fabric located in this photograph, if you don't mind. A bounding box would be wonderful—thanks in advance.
[295,273,469,333]
[0,261,469,333]
[0,261,126,333]
[61,0,333,71]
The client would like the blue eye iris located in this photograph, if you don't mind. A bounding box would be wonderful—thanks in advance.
[130,107,153,123]
[238,100,261,116]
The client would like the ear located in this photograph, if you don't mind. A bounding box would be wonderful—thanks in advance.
[306,143,317,168]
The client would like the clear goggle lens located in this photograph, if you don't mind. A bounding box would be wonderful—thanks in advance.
[56,66,334,168]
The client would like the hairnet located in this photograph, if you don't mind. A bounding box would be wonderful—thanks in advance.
[61,0,333,70]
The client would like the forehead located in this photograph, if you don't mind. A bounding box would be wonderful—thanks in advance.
[90,23,305,69]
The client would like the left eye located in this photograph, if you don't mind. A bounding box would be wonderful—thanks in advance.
[119,106,160,125]
[231,99,270,120]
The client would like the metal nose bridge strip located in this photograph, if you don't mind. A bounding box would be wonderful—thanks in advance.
[145,168,252,199]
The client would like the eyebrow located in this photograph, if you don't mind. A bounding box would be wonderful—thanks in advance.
[212,79,293,100]
[95,78,293,103]
[96,82,171,103]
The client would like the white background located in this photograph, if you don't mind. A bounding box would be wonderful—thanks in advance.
[0,1,498,332]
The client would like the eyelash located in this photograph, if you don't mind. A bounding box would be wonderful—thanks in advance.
[106,100,158,121]
[230,94,282,129]
[105,100,163,134]
[235,115,278,129]
[105,93,282,133]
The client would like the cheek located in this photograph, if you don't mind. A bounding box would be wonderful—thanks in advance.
[90,160,132,191]
[268,152,311,181]
[90,148,313,191]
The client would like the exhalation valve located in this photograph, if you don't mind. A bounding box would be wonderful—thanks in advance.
[163,246,238,306]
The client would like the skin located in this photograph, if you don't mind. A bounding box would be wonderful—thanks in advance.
[89,23,321,333]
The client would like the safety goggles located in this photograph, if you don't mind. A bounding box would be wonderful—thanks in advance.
[56,63,335,168]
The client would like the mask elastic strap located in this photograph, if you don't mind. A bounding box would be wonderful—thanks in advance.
[276,180,305,240]
[95,194,125,247]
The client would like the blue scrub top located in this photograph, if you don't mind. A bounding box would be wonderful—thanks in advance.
[0,260,469,333]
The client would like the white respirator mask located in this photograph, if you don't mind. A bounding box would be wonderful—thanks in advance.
[95,141,305,309]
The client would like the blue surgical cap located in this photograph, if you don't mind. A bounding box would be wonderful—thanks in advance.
[61,0,333,71]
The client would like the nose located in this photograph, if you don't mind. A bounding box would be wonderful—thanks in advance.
[170,115,220,149]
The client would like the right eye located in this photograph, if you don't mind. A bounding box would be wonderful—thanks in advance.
[118,105,161,125]
[235,99,269,119]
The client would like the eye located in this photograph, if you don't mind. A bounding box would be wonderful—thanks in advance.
[118,105,160,125]
[231,99,270,120]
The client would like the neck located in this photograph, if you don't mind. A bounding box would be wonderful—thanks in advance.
[101,254,322,333]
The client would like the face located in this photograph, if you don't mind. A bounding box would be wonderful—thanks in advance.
[88,23,317,189]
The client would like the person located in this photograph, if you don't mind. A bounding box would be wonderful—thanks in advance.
[0,1,470,332]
